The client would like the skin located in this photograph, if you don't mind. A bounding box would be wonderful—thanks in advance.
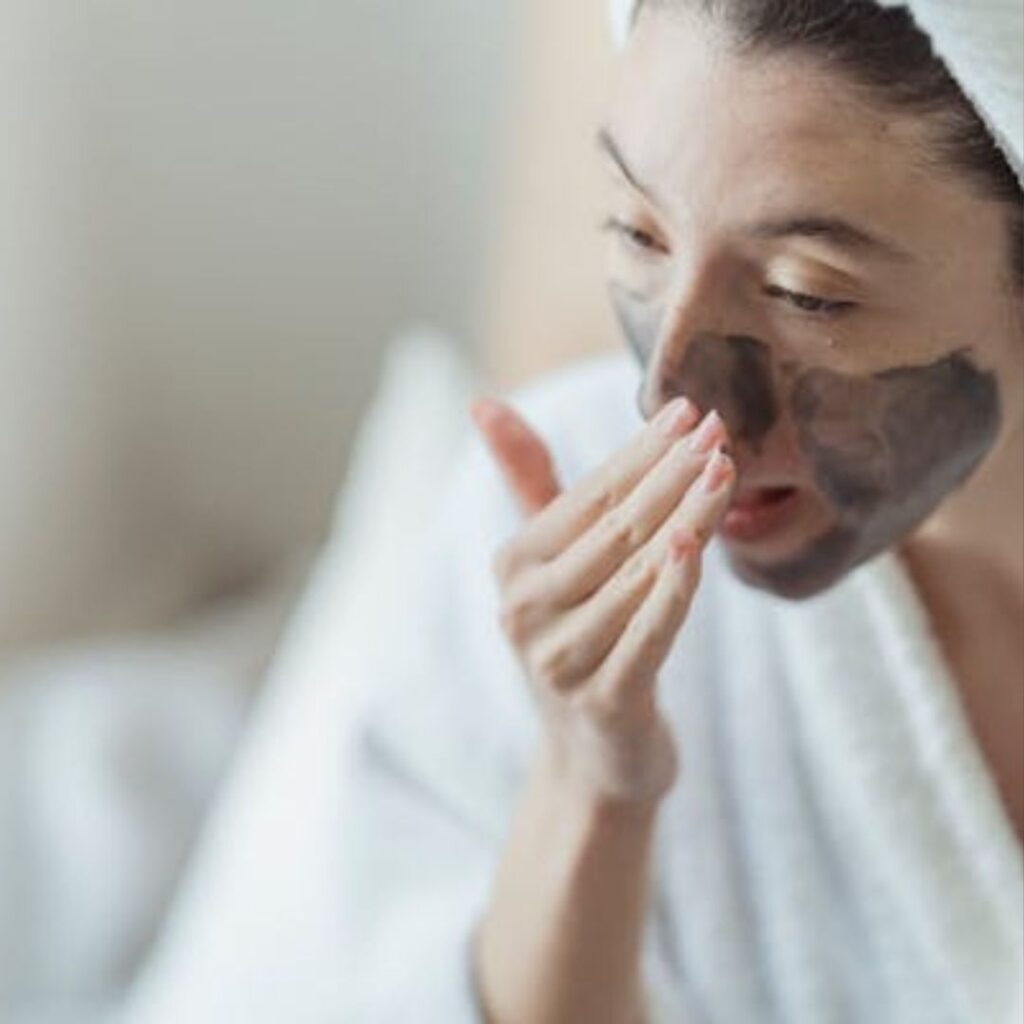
[473,396,733,1024]
[471,7,1024,1023]
[600,15,1021,598]
[613,297,1002,596]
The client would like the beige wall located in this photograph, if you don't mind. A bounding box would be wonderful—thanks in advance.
[0,2,513,653]
[0,5,130,647]
[480,0,623,392]
[0,0,623,652]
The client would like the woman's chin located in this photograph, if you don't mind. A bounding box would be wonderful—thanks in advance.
[717,493,849,599]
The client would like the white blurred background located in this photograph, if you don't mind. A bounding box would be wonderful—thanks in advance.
[1,2,514,648]
[0,2,618,1020]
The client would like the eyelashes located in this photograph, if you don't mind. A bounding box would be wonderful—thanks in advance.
[601,216,668,256]
[603,217,858,319]
[762,284,857,317]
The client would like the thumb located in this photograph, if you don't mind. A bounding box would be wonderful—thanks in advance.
[469,398,561,516]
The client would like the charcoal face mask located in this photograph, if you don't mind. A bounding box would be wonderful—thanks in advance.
[611,287,1002,598]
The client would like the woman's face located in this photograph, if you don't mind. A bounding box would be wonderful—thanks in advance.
[603,8,1023,598]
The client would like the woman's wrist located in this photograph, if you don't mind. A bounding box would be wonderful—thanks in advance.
[529,741,664,875]
[479,742,661,1024]
[538,726,676,817]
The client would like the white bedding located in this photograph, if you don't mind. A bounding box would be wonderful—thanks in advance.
[0,575,299,1024]
[120,329,476,1024]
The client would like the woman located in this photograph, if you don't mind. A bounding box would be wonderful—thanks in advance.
[343,2,1023,1021]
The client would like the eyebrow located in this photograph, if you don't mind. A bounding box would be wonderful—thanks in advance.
[748,215,916,264]
[597,127,660,206]
[596,126,916,265]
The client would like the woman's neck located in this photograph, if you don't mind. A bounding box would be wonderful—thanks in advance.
[901,424,1024,843]
[907,421,1024,600]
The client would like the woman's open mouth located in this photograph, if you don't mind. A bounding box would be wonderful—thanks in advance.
[720,485,801,543]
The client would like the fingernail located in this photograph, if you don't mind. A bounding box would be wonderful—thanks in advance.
[702,449,733,494]
[686,410,724,454]
[657,397,699,438]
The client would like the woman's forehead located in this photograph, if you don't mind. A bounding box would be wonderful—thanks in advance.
[605,10,1011,292]
[608,12,925,210]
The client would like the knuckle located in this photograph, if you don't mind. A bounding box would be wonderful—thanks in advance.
[600,508,640,551]
[668,514,708,551]
[576,478,618,526]
[591,484,618,516]
[621,551,655,586]
[607,554,656,603]
[584,687,636,730]
[529,643,575,692]
[691,522,713,545]
[634,629,664,667]
[491,541,521,583]
[498,591,535,646]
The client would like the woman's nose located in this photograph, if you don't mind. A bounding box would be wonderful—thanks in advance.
[635,269,724,422]
[634,263,781,452]
[641,331,781,453]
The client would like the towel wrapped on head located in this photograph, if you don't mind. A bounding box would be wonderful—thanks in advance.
[609,0,1024,188]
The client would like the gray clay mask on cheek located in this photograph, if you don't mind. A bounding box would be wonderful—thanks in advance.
[608,284,1003,599]
[791,352,1001,518]
[609,284,659,374]
[770,351,1002,595]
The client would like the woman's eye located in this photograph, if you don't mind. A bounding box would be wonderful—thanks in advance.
[602,217,667,255]
[765,284,856,315]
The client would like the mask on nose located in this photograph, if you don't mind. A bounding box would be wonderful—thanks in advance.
[611,285,782,452]
[663,334,779,454]
[610,285,1002,598]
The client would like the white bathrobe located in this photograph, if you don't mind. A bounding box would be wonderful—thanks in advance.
[125,6,1024,1019]
[339,351,1023,1024]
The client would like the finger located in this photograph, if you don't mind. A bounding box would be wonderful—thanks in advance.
[656,447,736,549]
[523,411,725,609]
[522,447,734,690]
[522,551,658,693]
[589,529,704,710]
[499,413,727,655]
[470,398,561,516]
[511,396,703,564]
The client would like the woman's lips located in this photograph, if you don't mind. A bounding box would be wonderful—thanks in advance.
[720,485,801,543]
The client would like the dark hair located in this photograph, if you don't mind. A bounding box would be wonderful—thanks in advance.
[637,0,1024,285]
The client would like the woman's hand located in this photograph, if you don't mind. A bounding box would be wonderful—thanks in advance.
[470,395,735,806]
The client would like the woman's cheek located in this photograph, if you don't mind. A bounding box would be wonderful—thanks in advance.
[609,282,1001,529]
[607,283,1003,596]
[789,349,1001,523]
[609,284,660,370]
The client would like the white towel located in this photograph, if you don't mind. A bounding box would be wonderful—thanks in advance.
[334,351,1023,1022]
[111,348,1022,1022]
[875,0,1023,185]
[608,0,1024,186]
